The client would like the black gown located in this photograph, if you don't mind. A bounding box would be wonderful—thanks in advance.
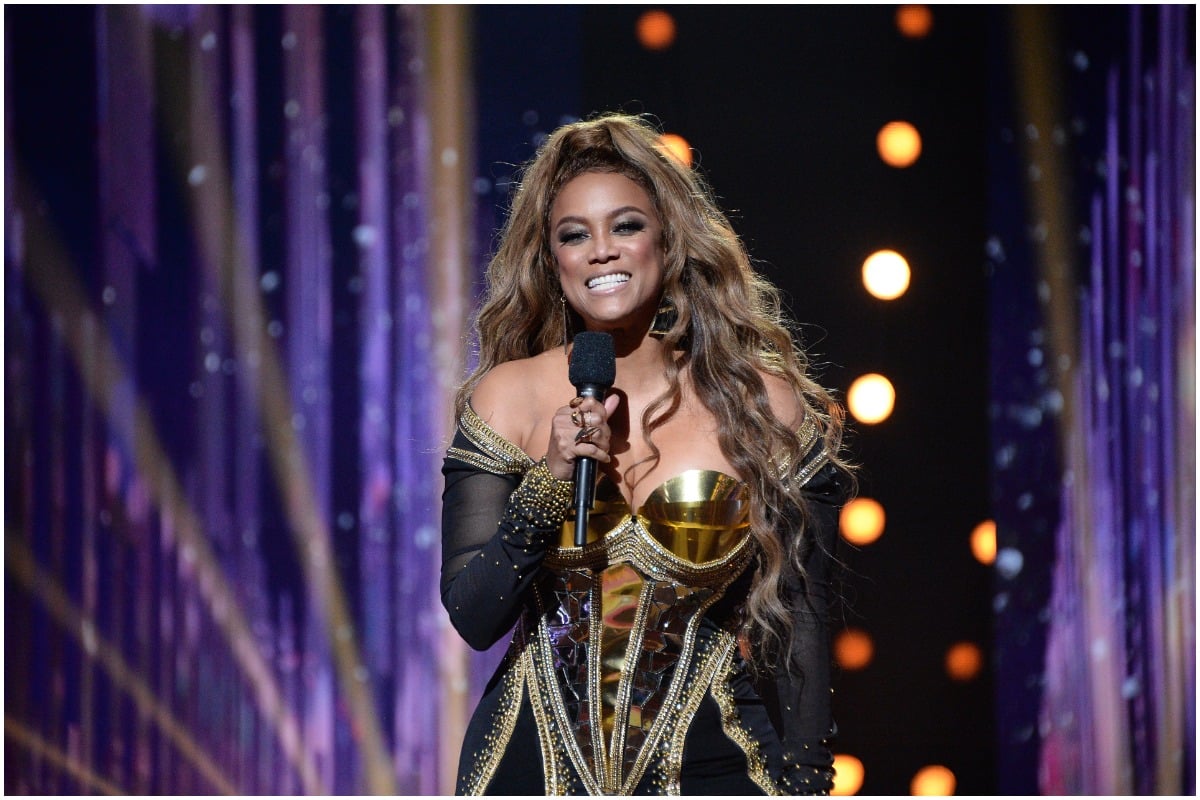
[440,404,845,795]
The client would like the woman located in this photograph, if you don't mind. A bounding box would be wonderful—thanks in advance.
[440,113,851,795]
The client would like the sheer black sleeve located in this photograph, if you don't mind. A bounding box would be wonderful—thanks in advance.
[761,453,849,795]
[440,419,573,651]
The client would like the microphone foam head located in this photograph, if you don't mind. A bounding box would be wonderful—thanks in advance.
[569,331,616,387]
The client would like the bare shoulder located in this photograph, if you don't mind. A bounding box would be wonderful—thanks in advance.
[760,370,805,430]
[470,349,570,450]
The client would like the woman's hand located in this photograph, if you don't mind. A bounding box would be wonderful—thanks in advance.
[545,393,621,481]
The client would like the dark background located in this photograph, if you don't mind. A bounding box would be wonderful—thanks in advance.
[477,5,995,794]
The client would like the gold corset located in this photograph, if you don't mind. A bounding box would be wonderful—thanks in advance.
[450,402,827,794]
[546,469,753,582]
[535,470,756,793]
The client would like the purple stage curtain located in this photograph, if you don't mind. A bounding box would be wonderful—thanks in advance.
[990,5,1194,794]
[5,6,479,794]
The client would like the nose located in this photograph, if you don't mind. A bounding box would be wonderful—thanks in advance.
[589,231,618,263]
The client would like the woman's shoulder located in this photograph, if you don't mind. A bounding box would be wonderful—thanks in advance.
[469,349,569,447]
[758,369,805,430]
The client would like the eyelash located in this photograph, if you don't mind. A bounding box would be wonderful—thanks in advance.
[558,220,645,244]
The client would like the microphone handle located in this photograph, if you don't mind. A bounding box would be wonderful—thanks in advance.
[573,456,595,547]
[572,384,607,547]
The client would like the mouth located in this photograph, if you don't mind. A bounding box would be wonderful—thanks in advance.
[586,272,631,290]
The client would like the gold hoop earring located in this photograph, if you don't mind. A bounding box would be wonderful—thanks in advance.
[649,296,677,337]
[561,295,570,353]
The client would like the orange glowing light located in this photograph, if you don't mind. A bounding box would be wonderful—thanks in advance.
[862,249,911,300]
[847,373,895,425]
[896,5,934,39]
[636,10,676,51]
[945,641,984,682]
[877,120,922,168]
[834,628,874,671]
[970,519,997,565]
[658,133,692,168]
[840,497,885,545]
[831,753,865,795]
[911,764,957,796]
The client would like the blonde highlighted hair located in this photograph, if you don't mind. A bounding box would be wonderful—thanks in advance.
[457,113,850,665]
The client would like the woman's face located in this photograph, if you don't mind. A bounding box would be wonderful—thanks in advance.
[549,171,665,336]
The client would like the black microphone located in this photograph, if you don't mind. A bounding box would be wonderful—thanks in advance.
[569,331,616,547]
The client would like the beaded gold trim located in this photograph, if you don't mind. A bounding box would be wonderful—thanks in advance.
[709,646,786,796]
[459,654,527,795]
[529,590,605,796]
[617,585,729,793]
[772,415,829,488]
[449,402,535,475]
[660,632,740,794]
[543,514,755,588]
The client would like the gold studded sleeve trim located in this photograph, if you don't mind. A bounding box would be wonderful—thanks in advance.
[440,403,574,651]
[446,402,535,476]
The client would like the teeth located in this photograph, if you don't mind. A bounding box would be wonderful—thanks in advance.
[587,273,630,289]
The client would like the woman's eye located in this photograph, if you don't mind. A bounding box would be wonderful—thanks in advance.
[558,230,586,244]
[614,220,644,234]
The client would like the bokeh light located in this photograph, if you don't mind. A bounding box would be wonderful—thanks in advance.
[847,373,896,424]
[945,641,984,682]
[896,5,934,39]
[834,627,874,671]
[840,497,885,545]
[911,764,957,796]
[862,249,911,300]
[831,753,865,795]
[658,133,692,168]
[876,120,922,168]
[636,9,676,51]
[970,519,997,565]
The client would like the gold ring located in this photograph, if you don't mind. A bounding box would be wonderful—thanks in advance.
[575,426,598,444]
[571,410,582,426]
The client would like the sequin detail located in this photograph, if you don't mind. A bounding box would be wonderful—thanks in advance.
[458,654,526,795]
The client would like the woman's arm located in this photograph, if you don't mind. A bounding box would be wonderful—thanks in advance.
[763,458,847,794]
[440,441,572,651]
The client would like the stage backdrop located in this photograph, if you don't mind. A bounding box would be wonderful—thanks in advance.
[4,4,1195,797]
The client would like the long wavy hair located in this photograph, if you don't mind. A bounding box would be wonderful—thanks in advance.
[456,113,850,665]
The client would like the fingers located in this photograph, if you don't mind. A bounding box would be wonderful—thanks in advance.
[545,394,616,480]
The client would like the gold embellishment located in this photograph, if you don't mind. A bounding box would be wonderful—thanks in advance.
[455,402,535,475]
[794,446,830,488]
[772,415,823,482]
[618,583,730,793]
[522,640,576,795]
[544,514,755,588]
[708,645,786,795]
[460,654,527,795]
[530,586,605,796]
[662,633,743,794]
[602,575,657,793]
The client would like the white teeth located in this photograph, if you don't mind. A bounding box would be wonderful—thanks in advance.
[587,273,631,289]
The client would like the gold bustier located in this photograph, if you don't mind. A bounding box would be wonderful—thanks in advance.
[530,470,756,794]
[450,403,827,795]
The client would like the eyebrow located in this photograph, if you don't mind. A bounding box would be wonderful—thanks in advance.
[552,205,650,228]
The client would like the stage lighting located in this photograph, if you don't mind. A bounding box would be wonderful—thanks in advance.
[840,497,885,545]
[831,753,865,795]
[658,133,693,168]
[636,9,676,51]
[945,641,983,682]
[862,249,911,300]
[847,373,895,424]
[896,5,934,39]
[911,764,956,796]
[970,519,996,565]
[834,627,874,670]
[877,120,922,168]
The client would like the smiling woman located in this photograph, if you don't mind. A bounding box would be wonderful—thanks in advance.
[439,113,856,795]
[551,172,665,339]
